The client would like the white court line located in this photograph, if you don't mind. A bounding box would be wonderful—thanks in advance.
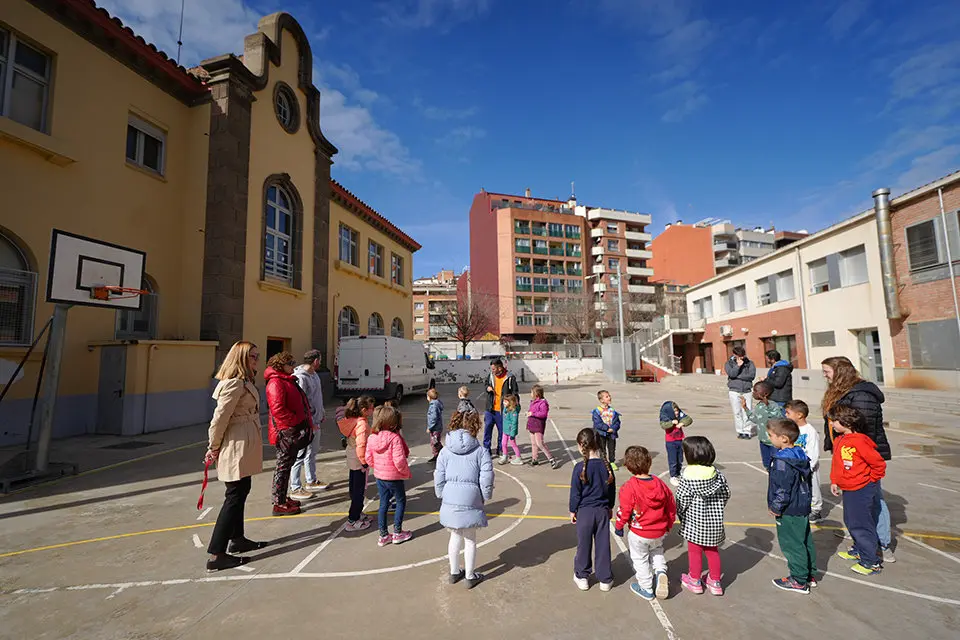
[610,524,679,640]
[234,565,255,573]
[658,470,670,479]
[900,534,960,566]
[918,482,959,494]
[191,534,203,549]
[197,507,213,521]
[553,418,678,639]
[730,540,960,607]
[741,462,767,475]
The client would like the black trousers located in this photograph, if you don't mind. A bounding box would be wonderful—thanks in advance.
[207,476,252,555]
[597,433,617,463]
[348,468,367,522]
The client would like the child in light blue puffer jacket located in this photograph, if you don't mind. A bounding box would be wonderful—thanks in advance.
[435,410,494,590]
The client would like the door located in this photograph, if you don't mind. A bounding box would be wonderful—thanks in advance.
[699,343,714,373]
[97,346,126,435]
[857,329,884,384]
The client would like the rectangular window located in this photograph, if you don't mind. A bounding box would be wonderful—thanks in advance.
[514,220,530,234]
[565,224,581,238]
[533,277,549,293]
[516,315,533,326]
[533,240,548,254]
[810,330,836,347]
[763,334,799,367]
[568,279,583,293]
[0,267,37,346]
[809,258,829,293]
[908,319,960,369]
[724,339,746,360]
[608,258,619,270]
[414,302,424,311]
[533,299,549,313]
[550,278,564,293]
[733,285,747,311]
[516,276,532,292]
[368,241,384,277]
[338,224,358,266]
[756,269,794,306]
[839,245,868,286]
[391,253,404,285]
[606,223,618,234]
[903,217,960,271]
[534,315,551,326]
[126,115,166,175]
[515,238,531,253]
[415,328,424,336]
[775,269,795,300]
[516,296,532,312]
[0,28,51,132]
[693,296,713,319]
[549,222,564,237]
[607,239,619,251]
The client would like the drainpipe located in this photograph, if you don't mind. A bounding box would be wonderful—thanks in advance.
[937,188,960,346]
[872,188,903,319]
[794,246,810,368]
[141,344,158,435]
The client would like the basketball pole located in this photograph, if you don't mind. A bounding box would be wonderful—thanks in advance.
[34,303,69,473]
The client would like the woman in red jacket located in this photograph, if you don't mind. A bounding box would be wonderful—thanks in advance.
[265,351,314,516]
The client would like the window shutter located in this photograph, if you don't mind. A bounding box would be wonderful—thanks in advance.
[776,270,795,300]
[826,253,842,290]
[945,211,960,261]
[906,220,941,270]
[757,278,771,305]
[907,323,924,367]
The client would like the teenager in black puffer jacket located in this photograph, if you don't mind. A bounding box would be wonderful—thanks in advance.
[824,380,891,460]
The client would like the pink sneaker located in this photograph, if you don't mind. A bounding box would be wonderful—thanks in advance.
[706,577,723,596]
[681,573,704,594]
[392,530,413,544]
[377,534,391,547]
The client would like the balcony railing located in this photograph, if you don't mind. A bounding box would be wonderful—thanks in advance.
[515,245,530,253]
[516,305,533,313]
[566,268,583,276]
[515,225,530,235]
[534,285,549,293]
[533,266,548,274]
[531,227,548,236]
[516,284,532,292]
[549,247,565,256]
[533,247,549,255]
[515,264,531,273]
[549,227,565,238]
[550,285,565,293]
[566,230,582,239]
[549,266,565,275]
[566,248,582,257]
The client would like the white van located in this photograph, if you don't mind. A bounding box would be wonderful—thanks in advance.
[334,335,436,403]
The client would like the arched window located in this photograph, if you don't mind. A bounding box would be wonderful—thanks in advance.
[338,306,359,339]
[391,317,404,338]
[116,276,158,340]
[368,312,384,336]
[0,232,36,346]
[264,184,295,283]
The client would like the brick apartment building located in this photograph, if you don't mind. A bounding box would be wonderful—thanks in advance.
[673,170,960,389]
[468,189,654,341]
[651,220,807,288]
[412,269,459,341]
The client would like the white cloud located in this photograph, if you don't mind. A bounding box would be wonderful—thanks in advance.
[97,0,265,65]
[825,0,870,41]
[412,97,479,120]
[659,81,709,123]
[381,0,492,30]
[892,145,960,195]
[435,126,487,147]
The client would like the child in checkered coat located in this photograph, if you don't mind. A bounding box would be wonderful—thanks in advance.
[674,436,731,596]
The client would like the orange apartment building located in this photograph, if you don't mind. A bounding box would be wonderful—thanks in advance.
[649,223,714,288]
[468,189,654,340]
[412,269,459,341]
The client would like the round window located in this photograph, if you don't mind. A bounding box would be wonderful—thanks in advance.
[273,83,300,133]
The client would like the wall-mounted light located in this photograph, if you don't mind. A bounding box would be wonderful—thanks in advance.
[771,329,778,336]
[742,327,749,334]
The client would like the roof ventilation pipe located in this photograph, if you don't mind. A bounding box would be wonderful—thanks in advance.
[872,188,902,319]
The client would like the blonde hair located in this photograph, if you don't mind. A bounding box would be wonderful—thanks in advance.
[215,341,258,381]
[458,385,470,399]
[372,405,401,434]
[504,394,519,411]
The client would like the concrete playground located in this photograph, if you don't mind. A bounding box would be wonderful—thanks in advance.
[1,378,959,639]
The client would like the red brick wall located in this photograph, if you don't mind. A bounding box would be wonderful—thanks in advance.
[650,225,714,286]
[889,180,960,368]
[699,306,806,371]
[468,192,501,334]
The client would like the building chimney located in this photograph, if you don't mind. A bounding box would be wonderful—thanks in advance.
[524,188,531,198]
[665,223,672,230]
[873,188,902,319]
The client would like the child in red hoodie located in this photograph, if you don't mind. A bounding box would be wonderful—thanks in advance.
[828,405,886,576]
[615,446,677,601]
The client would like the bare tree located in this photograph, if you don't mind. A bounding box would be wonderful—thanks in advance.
[436,293,493,357]
[550,292,596,343]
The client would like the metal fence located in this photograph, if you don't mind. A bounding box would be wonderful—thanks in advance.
[0,268,37,347]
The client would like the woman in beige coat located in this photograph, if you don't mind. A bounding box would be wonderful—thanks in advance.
[205,341,266,572]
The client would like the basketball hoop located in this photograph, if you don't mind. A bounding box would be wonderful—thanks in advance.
[90,286,148,301]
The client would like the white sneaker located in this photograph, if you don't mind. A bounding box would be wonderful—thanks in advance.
[510,458,525,466]
[882,547,897,564]
[655,572,669,599]
[304,482,329,491]
[573,575,589,591]
[669,477,680,487]
[498,456,508,465]
[599,582,612,592]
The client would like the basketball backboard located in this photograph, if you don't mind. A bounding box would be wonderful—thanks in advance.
[46,230,146,310]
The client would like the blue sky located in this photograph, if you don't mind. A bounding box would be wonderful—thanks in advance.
[103,0,960,278]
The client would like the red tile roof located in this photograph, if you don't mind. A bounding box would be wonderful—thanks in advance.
[330,180,421,252]
[63,0,208,101]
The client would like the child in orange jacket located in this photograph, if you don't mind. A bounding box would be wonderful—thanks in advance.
[828,405,886,575]
[339,395,375,532]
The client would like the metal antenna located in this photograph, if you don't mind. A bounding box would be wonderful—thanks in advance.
[176,0,186,65]
[571,181,576,199]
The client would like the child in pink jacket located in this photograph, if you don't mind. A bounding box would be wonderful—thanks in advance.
[365,405,413,547]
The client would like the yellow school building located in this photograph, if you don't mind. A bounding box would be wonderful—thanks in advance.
[0,2,418,446]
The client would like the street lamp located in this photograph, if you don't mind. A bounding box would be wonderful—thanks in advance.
[586,267,627,383]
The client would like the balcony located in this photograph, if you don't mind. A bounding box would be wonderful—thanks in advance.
[628,284,655,295]
[515,224,530,235]
[590,228,604,238]
[549,247,565,256]
[626,266,654,277]
[565,229,582,239]
[624,230,652,242]
[567,286,583,294]
[587,208,653,224]
[533,265,548,274]
[549,266,565,275]
[515,244,530,254]
[516,305,533,313]
[533,246,549,255]
[712,223,736,235]
[565,247,582,257]
[629,302,658,312]
[531,226,548,237]
[591,246,604,256]
[515,264,531,273]
[549,227,565,238]
[550,285,565,293]
[714,257,738,269]
[713,242,736,252]
[534,285,549,293]
[516,284,532,292]
[626,248,653,260]
[566,267,583,276]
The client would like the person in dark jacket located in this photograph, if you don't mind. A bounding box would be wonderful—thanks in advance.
[569,428,617,591]
[483,359,519,457]
[724,346,756,439]
[766,418,816,594]
[764,350,794,406]
[821,356,894,564]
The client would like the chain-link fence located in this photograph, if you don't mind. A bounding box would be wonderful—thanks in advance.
[0,268,37,347]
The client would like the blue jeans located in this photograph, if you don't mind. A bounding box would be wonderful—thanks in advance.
[483,411,503,454]
[376,479,407,536]
[843,480,881,567]
[877,481,891,549]
[759,442,776,471]
[666,440,684,478]
[290,429,321,490]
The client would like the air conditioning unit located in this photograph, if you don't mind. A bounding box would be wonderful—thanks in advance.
[720,325,733,337]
